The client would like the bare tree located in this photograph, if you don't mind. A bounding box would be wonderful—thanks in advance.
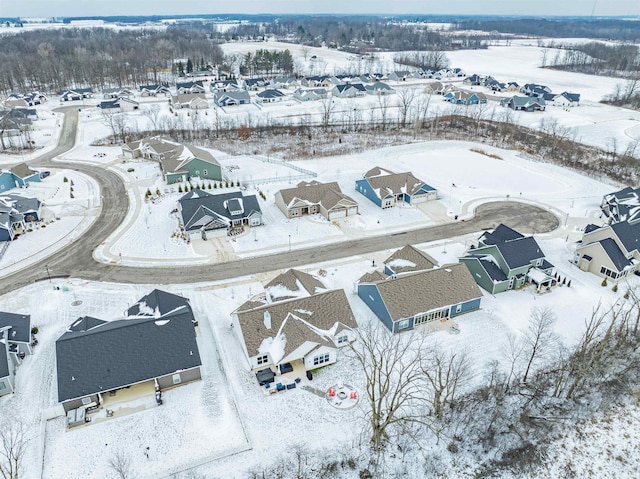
[108,450,132,479]
[521,307,558,384]
[0,419,29,479]
[377,93,391,130]
[421,347,471,419]
[396,87,415,127]
[101,109,130,144]
[142,104,162,132]
[348,325,430,452]
[319,97,334,128]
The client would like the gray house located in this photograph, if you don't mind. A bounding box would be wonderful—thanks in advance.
[0,311,33,397]
[460,224,555,294]
[178,189,262,240]
[56,302,202,413]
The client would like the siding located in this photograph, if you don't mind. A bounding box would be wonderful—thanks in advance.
[357,284,394,332]
[460,258,498,294]
[156,367,202,389]
[355,179,382,207]
[450,298,481,317]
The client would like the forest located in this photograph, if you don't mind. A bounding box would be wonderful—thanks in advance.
[0,27,224,93]
[540,42,640,77]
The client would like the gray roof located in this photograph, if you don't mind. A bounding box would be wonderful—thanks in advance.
[56,310,201,402]
[461,254,508,282]
[384,245,437,275]
[599,238,633,272]
[358,270,387,283]
[276,181,358,211]
[366,263,482,320]
[0,311,31,343]
[0,342,8,378]
[610,221,640,254]
[479,224,524,245]
[257,89,285,99]
[0,194,40,215]
[9,162,37,179]
[495,236,545,270]
[362,166,435,196]
[213,90,251,103]
[264,269,326,301]
[127,289,192,317]
[124,137,219,175]
[235,289,357,361]
[68,316,107,333]
[179,190,261,233]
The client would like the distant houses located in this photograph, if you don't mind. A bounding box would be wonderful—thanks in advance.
[122,137,222,184]
[231,269,357,371]
[170,93,208,110]
[60,88,93,102]
[178,188,262,240]
[99,97,140,112]
[176,81,206,95]
[355,166,437,208]
[139,84,170,97]
[293,88,327,102]
[55,290,202,414]
[256,89,286,103]
[275,180,359,221]
[332,83,367,98]
[460,224,556,294]
[500,96,546,112]
[213,90,251,107]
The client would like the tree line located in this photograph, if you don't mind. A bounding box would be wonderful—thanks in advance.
[239,49,294,77]
[0,27,224,93]
[541,41,640,77]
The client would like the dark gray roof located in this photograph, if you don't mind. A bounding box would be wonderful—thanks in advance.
[0,343,8,378]
[611,221,640,253]
[479,224,524,245]
[127,289,191,317]
[176,81,204,89]
[68,316,107,333]
[257,89,285,98]
[56,310,201,402]
[495,236,545,270]
[179,190,261,233]
[462,254,507,282]
[584,224,600,234]
[600,238,633,272]
[0,311,31,343]
[540,259,555,270]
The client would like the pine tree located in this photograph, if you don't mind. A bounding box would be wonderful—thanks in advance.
[186,58,193,74]
[178,61,184,76]
[178,185,183,193]
[601,278,608,287]
[612,283,618,293]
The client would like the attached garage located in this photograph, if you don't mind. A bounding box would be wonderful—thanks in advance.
[328,208,347,220]
[347,206,358,215]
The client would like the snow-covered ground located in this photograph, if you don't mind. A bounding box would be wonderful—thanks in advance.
[0,108,63,165]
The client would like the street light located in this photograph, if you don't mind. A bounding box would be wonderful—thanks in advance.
[288,234,291,252]
[45,265,51,283]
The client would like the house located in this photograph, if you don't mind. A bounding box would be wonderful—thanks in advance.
[256,89,286,103]
[573,221,640,282]
[0,193,42,241]
[425,81,447,95]
[60,88,93,101]
[301,76,332,88]
[209,80,241,93]
[122,137,222,184]
[178,189,262,240]
[355,166,437,208]
[552,92,581,107]
[243,77,269,90]
[357,263,482,333]
[506,82,520,92]
[55,301,202,413]
[383,244,438,276]
[500,96,546,112]
[99,97,140,112]
[231,270,357,371]
[171,93,209,110]
[365,82,395,95]
[0,163,42,193]
[6,92,47,106]
[332,83,367,98]
[0,311,33,397]
[293,88,327,102]
[388,71,412,82]
[270,77,298,89]
[275,180,359,221]
[460,224,555,294]
[520,83,551,97]
[443,90,487,105]
[102,87,134,99]
[601,187,640,224]
[139,84,171,97]
[12,108,38,121]
[213,90,251,107]
[175,81,206,95]
[463,74,482,86]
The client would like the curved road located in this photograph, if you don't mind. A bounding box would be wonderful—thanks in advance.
[0,109,559,294]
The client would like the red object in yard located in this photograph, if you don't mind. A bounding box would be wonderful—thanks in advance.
[328,388,335,397]
[350,391,357,399]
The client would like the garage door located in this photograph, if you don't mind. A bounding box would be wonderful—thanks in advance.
[411,195,428,204]
[329,209,347,220]
[347,207,358,215]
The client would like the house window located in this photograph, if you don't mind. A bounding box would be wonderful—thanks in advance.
[257,354,269,365]
[508,277,515,289]
[291,209,299,216]
[195,170,200,176]
[172,374,181,385]
[81,397,92,406]
[600,266,620,279]
[336,335,348,345]
[414,308,449,325]
[203,169,208,176]
[455,304,462,314]
[313,353,330,366]
[397,319,411,330]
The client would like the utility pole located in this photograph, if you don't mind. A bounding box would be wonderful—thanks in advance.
[45,264,51,283]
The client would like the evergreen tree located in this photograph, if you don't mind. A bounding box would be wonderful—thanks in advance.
[186,58,194,74]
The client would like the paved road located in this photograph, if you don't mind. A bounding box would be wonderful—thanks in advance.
[0,109,559,294]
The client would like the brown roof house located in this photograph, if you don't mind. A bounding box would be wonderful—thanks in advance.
[357,263,482,333]
[231,269,358,372]
[275,180,359,221]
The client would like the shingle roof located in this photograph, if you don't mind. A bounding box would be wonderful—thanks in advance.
[610,221,640,254]
[0,341,9,378]
[461,254,508,282]
[384,245,437,274]
[235,290,357,360]
[599,238,633,272]
[264,269,326,301]
[369,263,482,320]
[257,89,285,98]
[362,167,434,197]
[358,270,387,283]
[56,310,201,402]
[495,236,545,270]
[9,163,37,179]
[179,190,261,233]
[0,311,31,343]
[479,224,524,245]
[127,289,191,317]
[68,316,107,333]
[277,181,357,211]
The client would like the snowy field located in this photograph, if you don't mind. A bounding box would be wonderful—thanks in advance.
[0,108,63,165]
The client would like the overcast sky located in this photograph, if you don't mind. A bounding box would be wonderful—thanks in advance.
[1,0,639,17]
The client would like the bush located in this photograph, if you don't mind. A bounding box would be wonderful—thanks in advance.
[127,168,135,173]
[178,185,183,193]
[601,278,608,287]
[31,326,39,335]
[63,176,68,182]
[145,188,152,198]
[612,283,618,293]
[155,188,161,196]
